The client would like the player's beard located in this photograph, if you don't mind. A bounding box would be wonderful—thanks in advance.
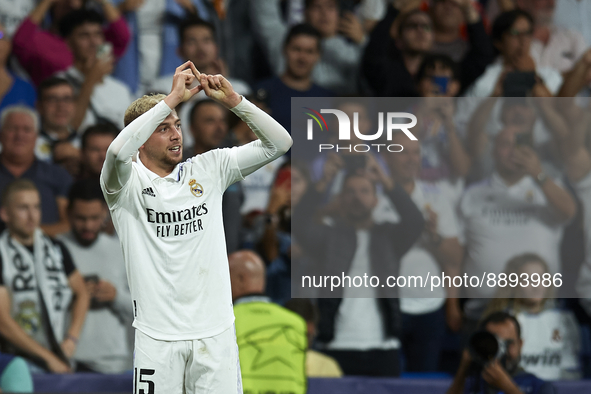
[142,143,183,169]
[162,148,183,167]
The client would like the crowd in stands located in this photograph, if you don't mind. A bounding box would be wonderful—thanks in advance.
[0,0,590,393]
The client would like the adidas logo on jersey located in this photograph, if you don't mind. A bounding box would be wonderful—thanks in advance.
[142,187,156,197]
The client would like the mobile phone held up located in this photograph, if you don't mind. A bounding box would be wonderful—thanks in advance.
[503,71,537,97]
[96,42,113,60]
[431,76,449,96]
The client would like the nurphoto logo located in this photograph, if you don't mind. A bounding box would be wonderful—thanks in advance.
[303,107,418,153]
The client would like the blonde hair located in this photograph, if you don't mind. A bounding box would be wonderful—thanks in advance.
[124,94,167,127]
[483,253,555,318]
[1,179,38,207]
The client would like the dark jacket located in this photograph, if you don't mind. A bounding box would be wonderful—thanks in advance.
[362,4,494,97]
[292,183,425,343]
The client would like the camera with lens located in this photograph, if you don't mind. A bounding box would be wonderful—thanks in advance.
[468,330,508,367]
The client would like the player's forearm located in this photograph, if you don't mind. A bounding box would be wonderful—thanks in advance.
[231,98,293,177]
[102,100,172,191]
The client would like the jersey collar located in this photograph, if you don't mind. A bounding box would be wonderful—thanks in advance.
[491,172,533,190]
[136,153,183,182]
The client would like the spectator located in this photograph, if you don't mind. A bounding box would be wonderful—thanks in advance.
[35,77,78,162]
[230,250,307,394]
[0,179,89,373]
[12,0,130,87]
[56,9,133,132]
[310,100,390,199]
[520,0,587,74]
[0,353,33,392]
[186,99,229,158]
[52,140,81,179]
[152,17,251,150]
[111,0,201,94]
[554,0,591,47]
[187,99,243,253]
[0,23,36,113]
[363,0,494,96]
[459,126,575,323]
[57,180,132,373]
[465,94,563,186]
[0,105,73,236]
[464,9,562,97]
[260,162,292,305]
[254,24,333,133]
[415,55,471,186]
[150,17,251,96]
[540,94,591,308]
[447,311,557,394]
[485,253,581,380]
[186,0,257,85]
[285,298,344,378]
[292,173,425,376]
[80,123,119,180]
[251,0,365,95]
[430,0,495,89]
[382,132,463,371]
[363,4,433,97]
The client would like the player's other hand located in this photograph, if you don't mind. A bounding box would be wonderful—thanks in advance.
[199,73,242,109]
[165,61,202,109]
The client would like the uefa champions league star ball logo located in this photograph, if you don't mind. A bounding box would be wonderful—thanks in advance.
[189,179,204,197]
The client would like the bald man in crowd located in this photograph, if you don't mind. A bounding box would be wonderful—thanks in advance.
[229,250,307,394]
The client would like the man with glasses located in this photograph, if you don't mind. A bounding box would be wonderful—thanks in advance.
[363,0,493,96]
[35,77,79,162]
[464,9,562,97]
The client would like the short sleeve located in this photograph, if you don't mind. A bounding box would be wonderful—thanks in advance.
[54,239,76,277]
[192,147,245,194]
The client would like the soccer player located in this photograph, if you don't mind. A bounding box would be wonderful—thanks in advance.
[100,61,292,393]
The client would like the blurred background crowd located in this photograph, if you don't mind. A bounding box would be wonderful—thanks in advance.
[0,0,591,392]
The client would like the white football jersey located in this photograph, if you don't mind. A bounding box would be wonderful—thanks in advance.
[518,308,581,380]
[101,149,243,340]
[460,173,567,298]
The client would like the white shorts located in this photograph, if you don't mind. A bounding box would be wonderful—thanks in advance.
[133,325,242,394]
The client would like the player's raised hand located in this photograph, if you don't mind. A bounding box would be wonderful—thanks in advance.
[165,61,202,109]
[199,73,242,109]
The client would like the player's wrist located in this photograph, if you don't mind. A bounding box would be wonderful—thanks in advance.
[221,93,242,109]
[164,93,182,111]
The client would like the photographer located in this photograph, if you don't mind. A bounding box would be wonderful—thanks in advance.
[447,311,556,394]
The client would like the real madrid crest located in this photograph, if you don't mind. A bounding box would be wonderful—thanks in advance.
[189,179,204,197]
